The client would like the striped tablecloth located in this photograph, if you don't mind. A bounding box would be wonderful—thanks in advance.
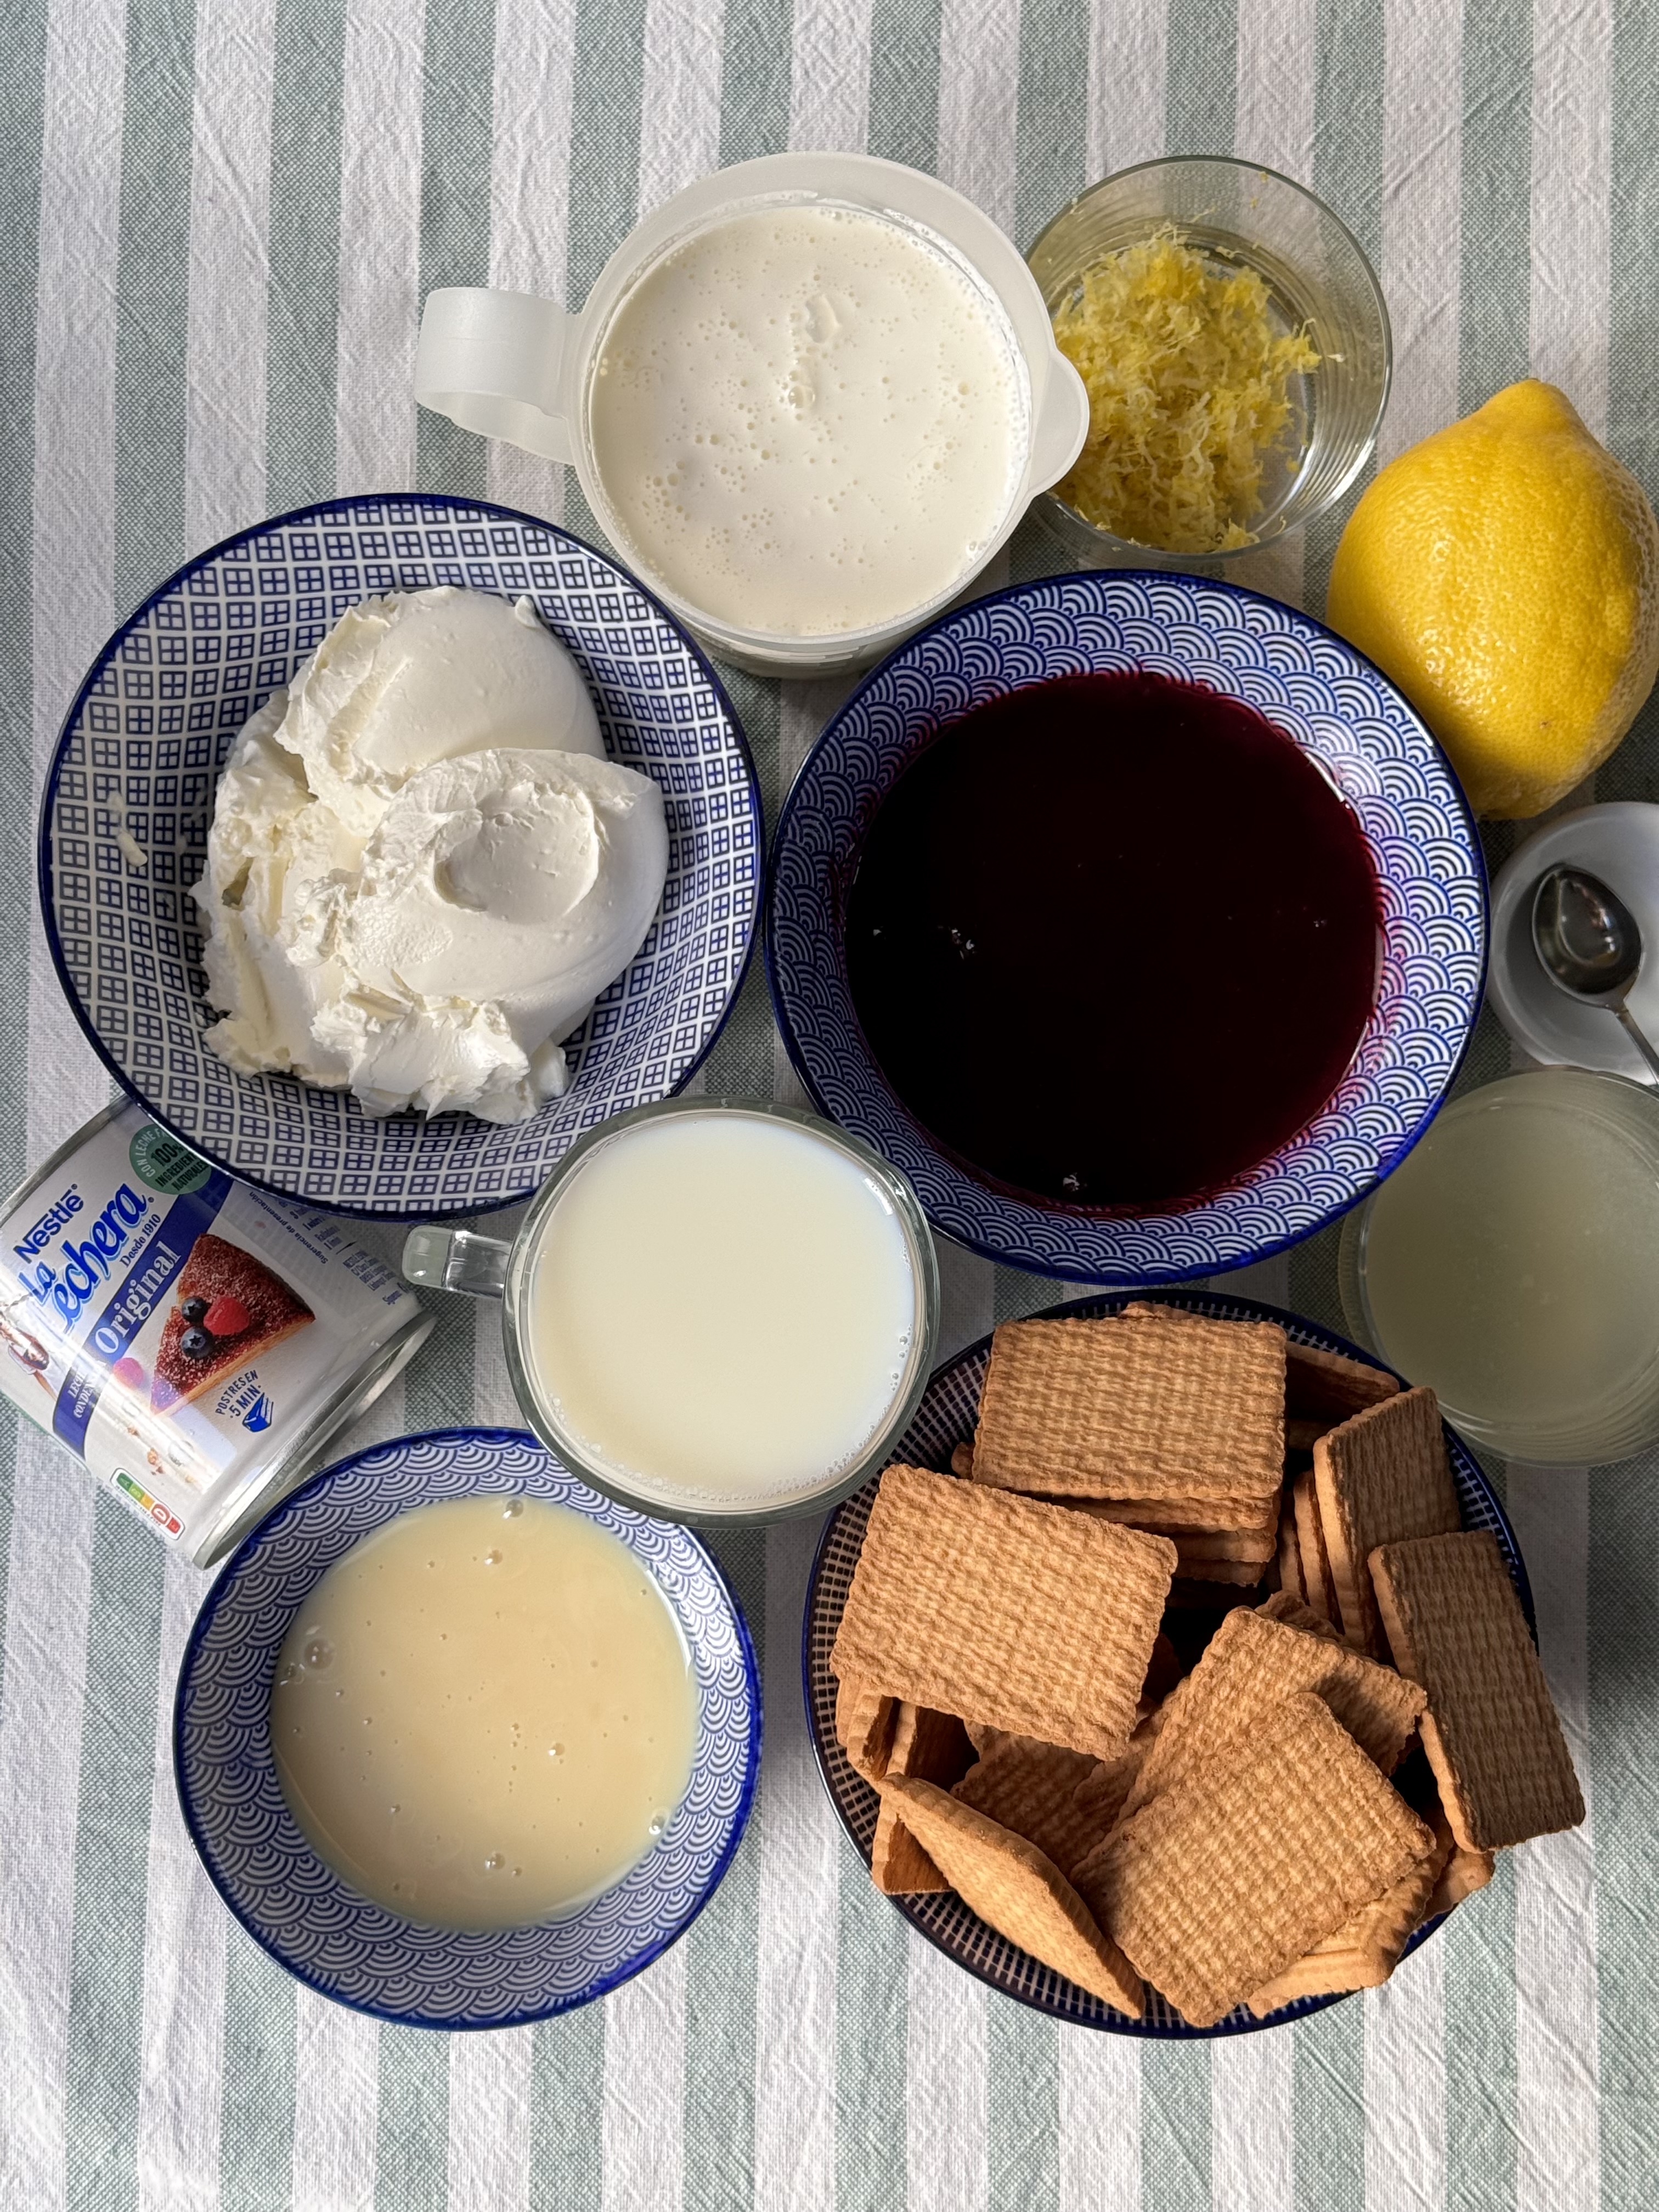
[0,3,1647,2207]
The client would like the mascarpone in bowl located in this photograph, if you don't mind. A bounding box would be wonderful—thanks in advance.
[196,584,668,1124]
[38,494,760,1217]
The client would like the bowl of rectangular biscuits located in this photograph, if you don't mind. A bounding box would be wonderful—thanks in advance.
[803,1290,1584,2034]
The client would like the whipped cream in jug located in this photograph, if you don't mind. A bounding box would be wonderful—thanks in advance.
[415,152,1089,674]
[586,202,1026,636]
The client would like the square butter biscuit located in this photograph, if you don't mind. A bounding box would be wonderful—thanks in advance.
[1285,1340,1401,1424]
[885,1774,1143,2016]
[1313,1387,1459,1659]
[1245,1837,1445,2014]
[971,1311,1285,1502]
[1073,1692,1433,2029]
[832,1465,1175,1759]
[870,1797,948,1893]
[1369,1531,1584,1851]
[1118,1606,1426,1822]
[951,1737,1114,1882]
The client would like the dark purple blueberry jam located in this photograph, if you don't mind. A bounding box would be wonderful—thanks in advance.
[843,670,1381,1212]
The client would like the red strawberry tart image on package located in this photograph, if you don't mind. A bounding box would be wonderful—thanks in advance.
[1,1102,431,1561]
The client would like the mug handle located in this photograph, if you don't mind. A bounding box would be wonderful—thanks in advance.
[402,1226,510,1300]
[1026,351,1091,492]
[414,287,579,463]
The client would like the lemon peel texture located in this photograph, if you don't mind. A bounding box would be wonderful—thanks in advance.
[1051,230,1318,556]
[1327,379,1659,819]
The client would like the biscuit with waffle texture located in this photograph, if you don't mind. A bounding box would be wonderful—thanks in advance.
[1072,1692,1433,2028]
[887,1702,976,1788]
[1275,1502,1306,1602]
[1049,1492,1281,1535]
[1427,1836,1496,1916]
[1244,1833,1447,2012]
[885,1775,1143,2015]
[836,1678,898,1781]
[952,1738,1115,1881]
[1285,1340,1401,1424]
[832,1465,1175,1758]
[1175,1554,1268,1585]
[1286,1417,1335,1452]
[871,1798,948,1893]
[1313,1387,1460,1658]
[1369,1531,1584,1849]
[1118,1607,1425,1821]
[1071,1742,1150,1834]
[1257,1591,1346,1642]
[1173,1526,1279,1564]
[971,1311,1285,1501]
[1292,1471,1340,1626]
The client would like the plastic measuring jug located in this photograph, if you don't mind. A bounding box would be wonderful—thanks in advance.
[415,152,1089,676]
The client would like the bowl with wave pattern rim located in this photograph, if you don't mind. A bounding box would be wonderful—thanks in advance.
[766,569,1486,1283]
[174,1427,760,2029]
[39,493,761,1220]
[803,1288,1532,2037]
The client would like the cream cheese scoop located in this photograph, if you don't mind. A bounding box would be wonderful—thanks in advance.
[279,585,603,836]
[194,589,666,1121]
[330,749,668,1118]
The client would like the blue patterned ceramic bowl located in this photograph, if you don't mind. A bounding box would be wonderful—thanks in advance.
[174,1428,760,2029]
[40,495,761,1218]
[803,1289,1531,2036]
[767,572,1486,1282]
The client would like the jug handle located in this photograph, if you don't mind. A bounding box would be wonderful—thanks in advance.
[415,287,578,464]
[1026,351,1091,493]
[402,1225,510,1301]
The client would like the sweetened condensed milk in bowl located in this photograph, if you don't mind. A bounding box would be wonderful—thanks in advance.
[173,1427,760,2025]
[414,153,1088,676]
[269,1491,698,1930]
[401,1099,940,1523]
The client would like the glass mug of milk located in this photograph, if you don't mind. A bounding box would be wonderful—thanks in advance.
[415,152,1088,678]
[401,1099,940,1523]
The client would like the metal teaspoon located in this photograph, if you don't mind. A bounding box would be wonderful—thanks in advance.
[1530,861,1659,1084]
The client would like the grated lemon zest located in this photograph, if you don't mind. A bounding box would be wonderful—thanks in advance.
[1052,229,1319,555]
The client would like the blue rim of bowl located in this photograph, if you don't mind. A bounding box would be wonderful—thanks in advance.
[764,567,1488,1283]
[173,1424,763,2029]
[37,492,764,1222]
[802,1288,1528,2038]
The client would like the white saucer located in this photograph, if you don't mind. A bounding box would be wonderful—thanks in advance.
[1488,802,1659,1079]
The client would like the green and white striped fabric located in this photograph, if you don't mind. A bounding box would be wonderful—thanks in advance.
[0,1,1646,2204]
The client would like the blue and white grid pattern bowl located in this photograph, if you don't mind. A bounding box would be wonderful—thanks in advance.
[767,571,1487,1283]
[40,495,761,1218]
[803,1290,1532,2038]
[174,1427,761,2030]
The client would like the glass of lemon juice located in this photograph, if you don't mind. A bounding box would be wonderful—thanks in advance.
[1340,1067,1659,1464]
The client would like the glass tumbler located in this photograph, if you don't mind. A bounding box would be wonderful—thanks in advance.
[1338,1068,1659,1466]
[1026,155,1391,564]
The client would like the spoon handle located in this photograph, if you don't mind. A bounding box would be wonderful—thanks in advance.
[1614,1001,1659,1085]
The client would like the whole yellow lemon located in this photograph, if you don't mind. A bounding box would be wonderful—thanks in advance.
[1325,380,1659,817]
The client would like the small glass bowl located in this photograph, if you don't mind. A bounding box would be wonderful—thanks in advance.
[1026,156,1391,565]
[1338,1069,1659,1466]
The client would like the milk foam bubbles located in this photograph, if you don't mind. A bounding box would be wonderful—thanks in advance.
[588,202,1025,636]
